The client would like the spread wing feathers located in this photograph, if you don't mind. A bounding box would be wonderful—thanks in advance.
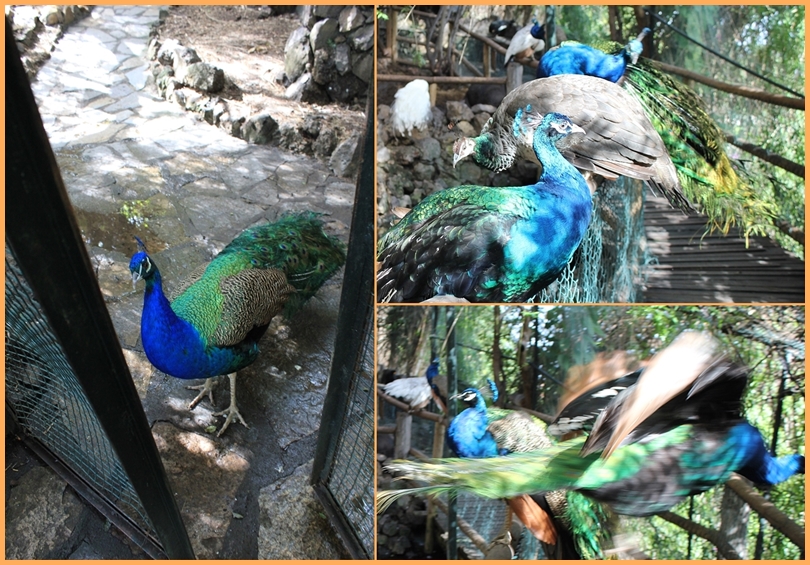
[584,330,725,458]
[508,494,558,545]
[383,376,433,409]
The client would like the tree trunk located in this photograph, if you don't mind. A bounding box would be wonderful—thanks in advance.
[720,486,750,559]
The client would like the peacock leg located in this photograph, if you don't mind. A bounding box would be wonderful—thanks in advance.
[212,372,249,437]
[187,377,217,409]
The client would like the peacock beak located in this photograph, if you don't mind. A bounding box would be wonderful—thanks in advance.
[131,271,142,289]
[570,123,586,136]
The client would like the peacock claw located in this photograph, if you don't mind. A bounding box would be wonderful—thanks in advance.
[213,403,249,437]
[187,377,217,410]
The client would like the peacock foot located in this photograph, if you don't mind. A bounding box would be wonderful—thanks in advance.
[213,401,249,437]
[187,377,217,410]
[211,373,249,437]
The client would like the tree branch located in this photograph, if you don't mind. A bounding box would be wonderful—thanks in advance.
[654,61,805,110]
[725,474,805,550]
[724,133,805,178]
[656,511,742,559]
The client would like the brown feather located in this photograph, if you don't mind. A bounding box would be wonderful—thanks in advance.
[508,494,558,544]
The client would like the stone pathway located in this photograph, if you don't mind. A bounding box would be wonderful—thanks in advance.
[8,5,357,560]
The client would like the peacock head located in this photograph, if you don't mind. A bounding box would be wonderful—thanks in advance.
[626,27,651,64]
[535,111,586,145]
[129,236,158,286]
[452,137,477,168]
[452,387,483,407]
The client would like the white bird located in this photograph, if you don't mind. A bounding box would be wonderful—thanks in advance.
[504,18,543,65]
[391,79,432,137]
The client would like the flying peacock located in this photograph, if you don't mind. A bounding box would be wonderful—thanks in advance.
[379,331,804,525]
[130,212,346,436]
[452,74,691,211]
[447,381,614,559]
[378,111,592,303]
[537,28,772,235]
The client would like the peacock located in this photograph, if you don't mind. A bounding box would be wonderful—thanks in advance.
[537,28,650,83]
[380,331,804,522]
[377,111,592,303]
[504,19,544,66]
[452,75,691,211]
[447,381,614,558]
[382,358,446,413]
[540,29,771,234]
[129,212,346,436]
[391,79,432,137]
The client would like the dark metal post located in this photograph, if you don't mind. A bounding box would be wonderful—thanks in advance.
[445,306,458,560]
[5,19,194,559]
[310,85,374,559]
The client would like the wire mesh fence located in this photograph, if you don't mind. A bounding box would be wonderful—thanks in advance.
[5,246,158,544]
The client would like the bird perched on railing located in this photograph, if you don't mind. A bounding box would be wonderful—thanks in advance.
[380,331,804,519]
[378,111,592,303]
[130,212,345,436]
[504,18,544,65]
[537,28,650,82]
[382,359,446,413]
[536,29,767,233]
[391,78,432,137]
[489,18,518,41]
[452,75,689,210]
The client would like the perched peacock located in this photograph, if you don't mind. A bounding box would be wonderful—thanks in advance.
[382,359,446,413]
[130,212,345,436]
[538,28,650,82]
[540,30,772,235]
[447,382,614,558]
[504,19,544,66]
[380,331,804,523]
[452,75,690,211]
[378,111,592,303]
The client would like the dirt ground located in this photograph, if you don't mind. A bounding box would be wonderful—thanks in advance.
[155,5,367,154]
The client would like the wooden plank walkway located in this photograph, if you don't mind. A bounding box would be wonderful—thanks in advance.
[641,194,805,303]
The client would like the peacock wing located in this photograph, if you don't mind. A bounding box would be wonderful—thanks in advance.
[488,410,554,452]
[209,267,295,347]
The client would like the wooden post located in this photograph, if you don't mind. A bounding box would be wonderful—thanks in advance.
[424,418,447,553]
[483,43,491,77]
[506,61,523,93]
[394,411,412,459]
[387,8,398,65]
[429,82,438,107]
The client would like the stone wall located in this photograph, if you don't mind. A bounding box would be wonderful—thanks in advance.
[284,6,373,104]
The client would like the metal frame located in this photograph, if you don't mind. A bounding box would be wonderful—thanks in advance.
[5,18,194,559]
[311,90,375,559]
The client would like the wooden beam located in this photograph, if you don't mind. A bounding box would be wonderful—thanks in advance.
[377,387,444,422]
[655,61,805,110]
[378,74,506,85]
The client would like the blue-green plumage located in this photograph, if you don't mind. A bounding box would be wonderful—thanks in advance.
[130,212,345,435]
[381,334,804,521]
[378,112,592,303]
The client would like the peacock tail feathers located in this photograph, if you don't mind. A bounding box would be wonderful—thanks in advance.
[563,490,615,560]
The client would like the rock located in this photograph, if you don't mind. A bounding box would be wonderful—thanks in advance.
[350,51,372,83]
[349,24,374,51]
[446,100,474,123]
[257,460,347,559]
[334,42,350,74]
[241,113,278,145]
[157,38,201,70]
[414,162,435,180]
[6,466,87,559]
[473,112,490,131]
[465,82,506,107]
[329,134,361,177]
[326,73,367,103]
[309,18,339,52]
[339,6,365,33]
[313,5,343,19]
[313,128,338,157]
[471,103,498,114]
[285,71,311,101]
[455,120,477,137]
[392,145,420,166]
[311,48,335,85]
[180,62,224,93]
[296,5,317,28]
[415,137,441,164]
[378,104,391,123]
[284,26,310,83]
[43,6,61,26]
